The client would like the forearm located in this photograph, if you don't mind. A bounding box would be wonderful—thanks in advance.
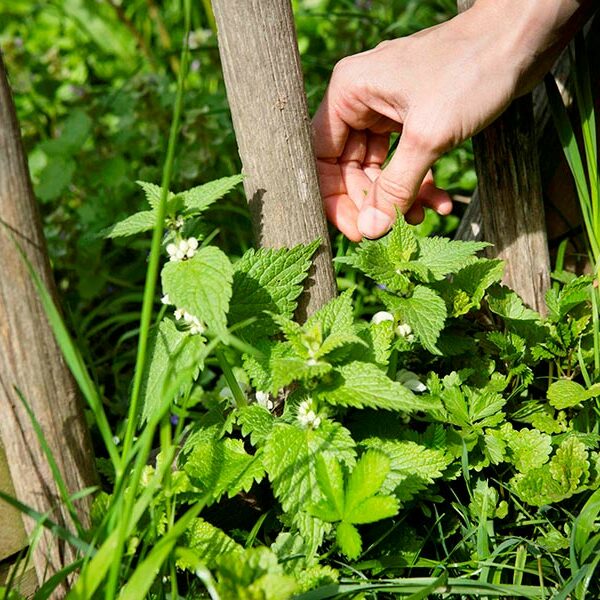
[461,0,596,95]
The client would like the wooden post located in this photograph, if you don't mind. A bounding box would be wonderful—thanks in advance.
[0,52,96,594]
[212,0,337,318]
[456,0,551,314]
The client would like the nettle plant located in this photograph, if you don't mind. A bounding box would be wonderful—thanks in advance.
[97,177,600,596]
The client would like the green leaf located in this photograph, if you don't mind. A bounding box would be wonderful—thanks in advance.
[502,425,552,474]
[344,450,390,515]
[511,437,591,506]
[162,246,233,338]
[314,455,345,520]
[414,236,489,281]
[387,214,418,262]
[183,436,264,503]
[35,156,76,202]
[229,241,319,338]
[140,318,207,423]
[178,519,243,569]
[100,210,157,239]
[346,495,399,524]
[306,289,355,337]
[215,547,299,600]
[263,421,355,517]
[137,181,173,210]
[181,174,244,215]
[237,405,275,447]
[335,521,362,560]
[361,438,450,502]
[547,379,600,409]
[386,286,447,354]
[317,361,435,413]
[271,356,333,392]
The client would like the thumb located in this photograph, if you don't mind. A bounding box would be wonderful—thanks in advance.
[357,129,435,238]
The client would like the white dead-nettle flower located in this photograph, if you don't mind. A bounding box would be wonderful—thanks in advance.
[396,369,427,393]
[297,399,322,429]
[255,390,274,411]
[166,237,199,262]
[161,294,171,305]
[306,358,319,367]
[173,307,205,335]
[371,311,394,325]
[395,323,414,341]
[219,386,234,401]
[174,215,185,230]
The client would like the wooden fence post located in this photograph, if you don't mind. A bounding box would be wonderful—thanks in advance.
[212,0,337,318]
[0,52,96,594]
[456,0,551,314]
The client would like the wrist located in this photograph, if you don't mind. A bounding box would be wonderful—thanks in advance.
[461,0,595,96]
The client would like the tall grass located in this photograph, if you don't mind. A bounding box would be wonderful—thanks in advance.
[546,30,600,381]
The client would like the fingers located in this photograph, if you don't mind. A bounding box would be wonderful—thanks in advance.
[416,172,453,215]
[357,127,437,238]
[323,193,362,242]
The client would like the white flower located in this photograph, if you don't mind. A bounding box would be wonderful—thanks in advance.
[219,386,234,401]
[396,369,427,393]
[174,215,185,230]
[255,390,274,411]
[161,294,171,305]
[371,311,394,325]
[395,323,414,341]
[166,237,199,262]
[173,307,205,335]
[306,358,319,367]
[297,399,322,429]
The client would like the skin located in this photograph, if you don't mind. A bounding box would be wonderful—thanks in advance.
[312,0,595,241]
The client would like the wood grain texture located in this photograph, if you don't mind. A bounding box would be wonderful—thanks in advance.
[456,0,550,313]
[0,52,96,594]
[212,0,337,319]
[0,445,27,562]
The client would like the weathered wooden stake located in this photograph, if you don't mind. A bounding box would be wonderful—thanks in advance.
[212,0,337,318]
[457,0,551,314]
[0,52,96,594]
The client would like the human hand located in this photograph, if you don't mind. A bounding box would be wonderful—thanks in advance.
[312,0,590,241]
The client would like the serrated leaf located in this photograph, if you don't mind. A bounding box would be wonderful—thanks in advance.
[237,405,275,447]
[137,180,171,209]
[314,455,345,519]
[181,174,243,215]
[336,521,361,559]
[317,361,436,413]
[387,286,447,354]
[346,495,399,524]
[271,357,332,392]
[502,425,552,474]
[263,421,355,517]
[229,242,318,338]
[215,547,298,600]
[345,450,390,514]
[140,318,207,422]
[306,289,355,336]
[178,519,242,570]
[162,246,233,338]
[100,210,156,238]
[547,379,600,409]
[387,216,418,262]
[414,236,489,281]
[183,437,264,503]
[361,438,450,501]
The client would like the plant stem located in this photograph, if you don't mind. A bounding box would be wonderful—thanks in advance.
[121,0,191,466]
[216,347,248,408]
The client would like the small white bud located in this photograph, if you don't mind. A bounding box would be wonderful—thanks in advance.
[396,323,413,338]
[371,311,394,325]
[161,294,171,305]
[396,369,427,393]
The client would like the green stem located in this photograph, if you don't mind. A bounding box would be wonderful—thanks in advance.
[216,347,247,408]
[121,0,192,467]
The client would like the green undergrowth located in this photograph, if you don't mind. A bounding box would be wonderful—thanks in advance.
[6,181,600,598]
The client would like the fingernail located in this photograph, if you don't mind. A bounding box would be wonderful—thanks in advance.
[357,207,393,239]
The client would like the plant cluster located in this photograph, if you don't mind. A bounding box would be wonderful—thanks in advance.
[24,179,593,599]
